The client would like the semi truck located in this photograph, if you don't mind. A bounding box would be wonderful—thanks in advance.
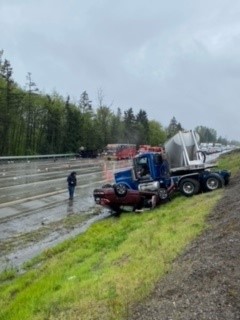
[93,130,230,213]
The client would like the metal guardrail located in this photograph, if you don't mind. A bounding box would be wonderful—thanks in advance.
[0,154,76,161]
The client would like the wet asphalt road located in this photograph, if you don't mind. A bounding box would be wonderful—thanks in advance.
[0,157,131,271]
[0,153,222,272]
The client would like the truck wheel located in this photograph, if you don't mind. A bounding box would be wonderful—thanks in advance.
[179,178,200,197]
[204,173,224,191]
[114,183,128,197]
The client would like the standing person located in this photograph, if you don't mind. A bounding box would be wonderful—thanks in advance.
[67,171,77,200]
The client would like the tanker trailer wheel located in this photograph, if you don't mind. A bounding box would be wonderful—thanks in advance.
[204,173,224,191]
[179,178,200,197]
[114,183,128,197]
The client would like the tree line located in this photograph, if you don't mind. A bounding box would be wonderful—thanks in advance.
[0,50,239,156]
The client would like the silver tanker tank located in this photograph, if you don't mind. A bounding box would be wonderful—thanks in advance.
[164,130,213,171]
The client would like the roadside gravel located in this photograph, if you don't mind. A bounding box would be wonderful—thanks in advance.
[129,172,240,320]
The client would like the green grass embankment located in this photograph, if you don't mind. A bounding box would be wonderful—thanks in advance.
[0,150,239,320]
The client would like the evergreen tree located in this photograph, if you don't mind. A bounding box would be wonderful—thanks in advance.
[79,90,92,113]
[135,109,149,144]
[166,116,183,138]
[0,56,15,154]
[78,91,95,150]
[24,72,39,154]
[63,96,81,153]
[95,106,113,148]
[39,94,64,154]
[0,50,239,156]
[195,126,217,143]
[109,108,125,143]
[123,108,137,143]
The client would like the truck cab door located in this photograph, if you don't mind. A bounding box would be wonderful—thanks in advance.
[153,153,170,179]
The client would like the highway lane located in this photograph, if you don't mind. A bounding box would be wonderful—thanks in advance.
[0,157,131,271]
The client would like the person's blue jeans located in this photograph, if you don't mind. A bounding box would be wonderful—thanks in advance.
[68,185,75,199]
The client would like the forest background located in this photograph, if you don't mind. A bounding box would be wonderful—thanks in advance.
[1,50,239,156]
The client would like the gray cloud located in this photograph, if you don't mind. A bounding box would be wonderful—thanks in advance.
[1,0,240,141]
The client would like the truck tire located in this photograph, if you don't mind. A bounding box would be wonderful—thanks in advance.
[114,183,128,197]
[179,178,200,197]
[204,173,224,191]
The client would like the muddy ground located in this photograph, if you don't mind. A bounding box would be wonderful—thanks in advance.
[129,172,240,320]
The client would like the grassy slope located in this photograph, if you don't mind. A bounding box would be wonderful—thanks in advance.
[0,150,239,320]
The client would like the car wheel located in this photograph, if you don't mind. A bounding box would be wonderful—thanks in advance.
[179,178,200,197]
[158,188,169,200]
[114,183,128,197]
[204,173,224,191]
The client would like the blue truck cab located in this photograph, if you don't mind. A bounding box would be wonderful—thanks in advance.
[115,152,169,183]
[114,152,177,200]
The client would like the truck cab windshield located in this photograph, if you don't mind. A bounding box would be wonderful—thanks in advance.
[134,156,151,179]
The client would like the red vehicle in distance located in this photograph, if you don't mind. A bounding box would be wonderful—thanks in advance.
[103,144,137,160]
[137,145,164,154]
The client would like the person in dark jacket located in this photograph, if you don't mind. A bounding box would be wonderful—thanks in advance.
[67,171,77,200]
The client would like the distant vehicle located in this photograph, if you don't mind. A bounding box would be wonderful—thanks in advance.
[77,149,98,158]
[213,143,223,153]
[137,145,164,154]
[199,142,223,154]
[103,144,137,160]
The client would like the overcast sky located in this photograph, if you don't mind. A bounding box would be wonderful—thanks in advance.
[1,0,240,141]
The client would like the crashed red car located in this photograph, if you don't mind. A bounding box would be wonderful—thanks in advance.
[93,183,173,215]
